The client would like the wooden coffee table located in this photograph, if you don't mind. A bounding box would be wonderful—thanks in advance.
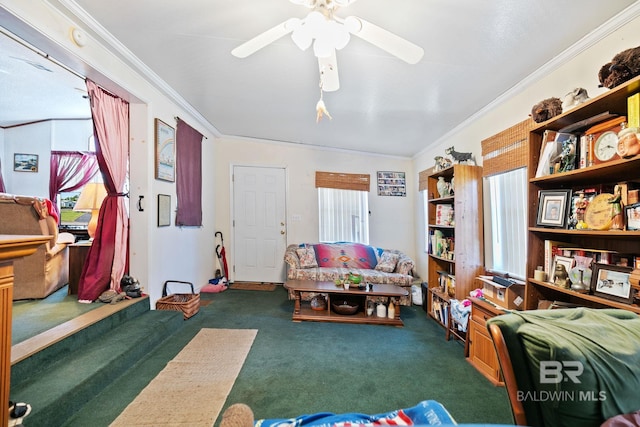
[284,279,408,326]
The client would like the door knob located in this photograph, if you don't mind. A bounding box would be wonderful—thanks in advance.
[281,230,285,234]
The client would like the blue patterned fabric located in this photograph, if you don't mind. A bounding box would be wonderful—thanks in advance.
[255,400,455,427]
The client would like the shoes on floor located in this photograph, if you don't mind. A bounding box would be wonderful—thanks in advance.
[8,401,32,427]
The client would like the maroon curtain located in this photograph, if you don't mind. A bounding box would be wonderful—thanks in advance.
[0,157,5,193]
[49,151,99,217]
[77,79,130,302]
[175,118,203,226]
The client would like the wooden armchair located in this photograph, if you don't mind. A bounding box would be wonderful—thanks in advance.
[487,308,640,427]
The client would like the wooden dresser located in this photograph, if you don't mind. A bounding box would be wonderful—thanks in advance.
[1,235,50,426]
[466,297,506,386]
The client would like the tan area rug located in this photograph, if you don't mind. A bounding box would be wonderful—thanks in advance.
[110,328,257,427]
[229,282,277,291]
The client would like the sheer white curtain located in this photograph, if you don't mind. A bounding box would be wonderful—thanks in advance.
[483,167,527,278]
[318,188,369,244]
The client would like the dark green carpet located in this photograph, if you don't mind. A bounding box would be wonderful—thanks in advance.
[57,286,512,426]
[11,285,101,344]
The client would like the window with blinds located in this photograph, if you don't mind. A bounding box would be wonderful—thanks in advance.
[316,171,370,244]
[481,118,535,279]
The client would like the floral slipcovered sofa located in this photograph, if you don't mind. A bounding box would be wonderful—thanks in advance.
[284,242,415,306]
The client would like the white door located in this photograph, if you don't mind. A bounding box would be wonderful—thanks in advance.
[233,166,287,283]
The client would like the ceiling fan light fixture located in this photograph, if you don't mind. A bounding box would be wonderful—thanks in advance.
[291,11,351,57]
[332,0,358,7]
[343,16,362,34]
[291,25,312,50]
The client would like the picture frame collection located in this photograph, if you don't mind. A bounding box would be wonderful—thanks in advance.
[536,182,639,231]
[548,250,636,304]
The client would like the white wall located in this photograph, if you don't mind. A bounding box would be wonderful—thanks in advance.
[51,119,93,151]
[412,13,640,281]
[3,121,52,198]
[1,119,94,198]
[214,137,416,281]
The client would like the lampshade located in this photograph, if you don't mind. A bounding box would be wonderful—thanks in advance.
[74,182,107,239]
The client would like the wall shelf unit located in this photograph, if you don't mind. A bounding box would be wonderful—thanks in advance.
[525,74,640,312]
[425,164,484,332]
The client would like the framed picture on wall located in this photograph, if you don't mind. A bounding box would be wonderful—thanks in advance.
[377,171,406,196]
[158,194,171,227]
[155,118,176,182]
[13,153,39,172]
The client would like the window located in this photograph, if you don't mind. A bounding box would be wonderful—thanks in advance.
[480,118,535,279]
[318,188,369,244]
[483,167,527,279]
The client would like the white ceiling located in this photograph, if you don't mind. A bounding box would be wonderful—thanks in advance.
[1,1,638,157]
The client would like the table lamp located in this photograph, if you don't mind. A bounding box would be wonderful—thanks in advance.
[74,182,107,239]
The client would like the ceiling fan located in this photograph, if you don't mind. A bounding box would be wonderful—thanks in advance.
[231,0,424,92]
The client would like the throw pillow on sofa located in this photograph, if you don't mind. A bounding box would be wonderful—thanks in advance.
[296,246,318,268]
[375,251,399,273]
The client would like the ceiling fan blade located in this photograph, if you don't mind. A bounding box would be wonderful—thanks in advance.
[232,18,301,58]
[318,51,339,92]
[345,16,424,64]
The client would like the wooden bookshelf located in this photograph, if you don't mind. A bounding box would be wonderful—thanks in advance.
[525,74,640,312]
[426,164,484,332]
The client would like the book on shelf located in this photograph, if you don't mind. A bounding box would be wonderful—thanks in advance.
[543,240,570,277]
[629,93,640,129]
[435,204,454,226]
[437,271,456,294]
[535,131,578,177]
[432,297,449,326]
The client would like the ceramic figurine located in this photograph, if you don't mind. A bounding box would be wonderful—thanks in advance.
[553,264,570,289]
[437,177,450,198]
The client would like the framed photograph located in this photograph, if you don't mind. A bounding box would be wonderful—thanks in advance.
[625,202,640,231]
[377,171,406,196]
[157,194,171,227]
[13,153,39,172]
[551,255,575,283]
[155,118,176,182]
[536,189,572,228]
[591,263,634,304]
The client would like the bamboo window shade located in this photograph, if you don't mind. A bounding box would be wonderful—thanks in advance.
[315,171,370,191]
[418,169,430,192]
[481,118,536,177]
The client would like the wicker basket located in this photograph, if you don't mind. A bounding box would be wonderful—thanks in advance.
[156,280,200,319]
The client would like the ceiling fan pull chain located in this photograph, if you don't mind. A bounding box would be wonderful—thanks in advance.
[316,78,332,123]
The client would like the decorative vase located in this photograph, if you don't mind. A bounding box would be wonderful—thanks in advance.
[387,300,395,319]
[376,302,386,317]
[437,177,450,198]
[366,300,374,316]
[310,295,327,311]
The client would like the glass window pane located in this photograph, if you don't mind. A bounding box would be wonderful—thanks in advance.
[483,168,527,278]
[318,188,369,244]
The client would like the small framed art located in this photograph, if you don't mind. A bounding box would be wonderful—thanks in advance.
[625,203,640,231]
[377,171,406,196]
[13,153,39,172]
[157,194,171,227]
[155,118,176,182]
[591,263,634,304]
[536,189,572,228]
